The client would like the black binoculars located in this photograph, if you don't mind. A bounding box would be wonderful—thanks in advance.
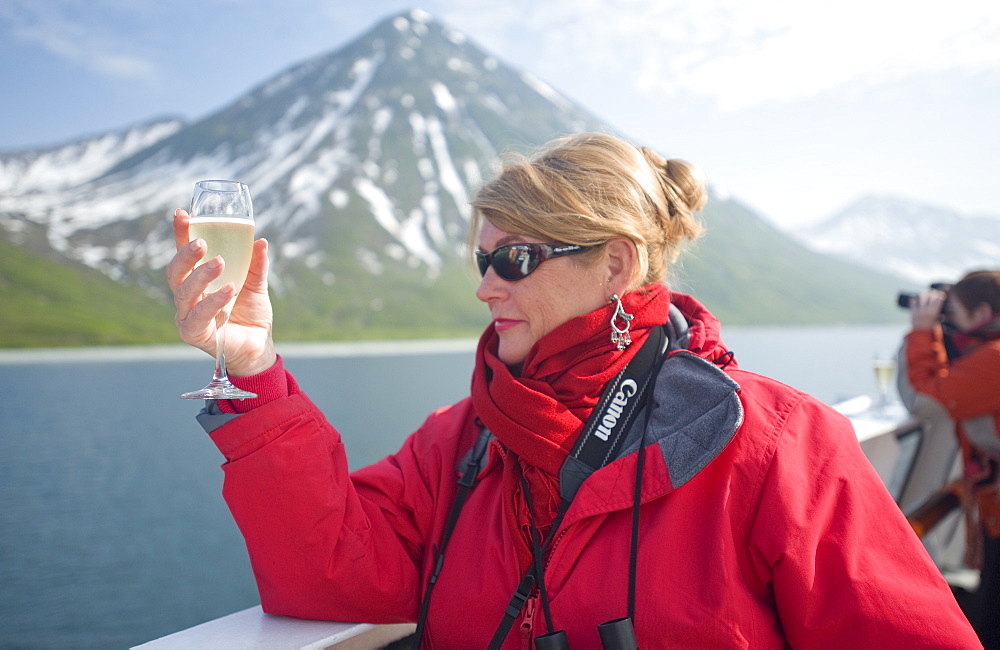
[535,617,638,650]
[897,281,952,310]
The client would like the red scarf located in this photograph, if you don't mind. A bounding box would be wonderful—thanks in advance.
[471,284,671,477]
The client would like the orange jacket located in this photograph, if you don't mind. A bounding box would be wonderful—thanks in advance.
[906,324,1000,537]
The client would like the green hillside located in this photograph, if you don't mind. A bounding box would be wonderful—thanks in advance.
[269,256,488,342]
[0,239,177,348]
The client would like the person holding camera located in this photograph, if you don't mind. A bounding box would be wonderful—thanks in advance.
[905,270,1000,649]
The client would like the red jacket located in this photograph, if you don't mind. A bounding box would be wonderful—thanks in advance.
[203,295,979,648]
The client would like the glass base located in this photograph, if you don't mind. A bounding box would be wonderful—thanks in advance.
[180,379,257,400]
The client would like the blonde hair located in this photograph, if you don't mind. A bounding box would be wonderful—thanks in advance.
[469,132,706,288]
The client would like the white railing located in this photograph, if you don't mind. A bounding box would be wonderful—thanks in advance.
[131,606,415,649]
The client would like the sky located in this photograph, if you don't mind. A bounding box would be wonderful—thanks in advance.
[1,0,998,229]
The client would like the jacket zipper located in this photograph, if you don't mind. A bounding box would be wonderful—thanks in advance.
[545,526,569,573]
[519,592,537,649]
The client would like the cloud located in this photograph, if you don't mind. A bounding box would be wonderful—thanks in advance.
[442,0,1000,111]
[0,0,160,84]
[670,0,1000,109]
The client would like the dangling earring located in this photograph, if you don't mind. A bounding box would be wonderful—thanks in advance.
[609,294,634,350]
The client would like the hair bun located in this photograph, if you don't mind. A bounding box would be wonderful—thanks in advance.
[662,158,708,216]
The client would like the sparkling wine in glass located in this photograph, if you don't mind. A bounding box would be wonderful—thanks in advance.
[872,357,896,412]
[180,180,258,400]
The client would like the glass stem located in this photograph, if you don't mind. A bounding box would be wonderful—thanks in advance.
[213,310,231,385]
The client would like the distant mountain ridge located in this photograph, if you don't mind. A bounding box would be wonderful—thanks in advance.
[793,195,1000,286]
[0,118,186,193]
[1,9,911,347]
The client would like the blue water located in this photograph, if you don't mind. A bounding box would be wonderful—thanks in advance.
[0,325,907,648]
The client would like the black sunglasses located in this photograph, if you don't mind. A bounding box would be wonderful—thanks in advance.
[475,242,593,281]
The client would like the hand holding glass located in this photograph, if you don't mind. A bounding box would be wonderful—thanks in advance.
[180,180,258,399]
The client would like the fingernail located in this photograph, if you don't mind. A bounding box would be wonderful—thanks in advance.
[206,256,223,269]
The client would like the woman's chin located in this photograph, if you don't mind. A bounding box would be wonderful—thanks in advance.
[496,341,528,371]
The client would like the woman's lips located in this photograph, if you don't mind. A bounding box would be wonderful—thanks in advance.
[493,318,521,333]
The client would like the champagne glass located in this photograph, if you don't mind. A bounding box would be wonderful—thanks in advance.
[180,180,258,400]
[872,356,896,413]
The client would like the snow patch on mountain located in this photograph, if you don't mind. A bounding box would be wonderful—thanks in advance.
[425,117,470,218]
[355,175,441,269]
[521,73,572,113]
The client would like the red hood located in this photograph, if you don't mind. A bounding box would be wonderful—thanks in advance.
[668,290,736,368]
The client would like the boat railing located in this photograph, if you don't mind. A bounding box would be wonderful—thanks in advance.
[131,606,415,649]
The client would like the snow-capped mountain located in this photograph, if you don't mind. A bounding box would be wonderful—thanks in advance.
[793,196,1000,286]
[0,9,603,312]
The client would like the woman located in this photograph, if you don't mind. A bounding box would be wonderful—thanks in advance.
[168,133,980,647]
[906,271,1000,649]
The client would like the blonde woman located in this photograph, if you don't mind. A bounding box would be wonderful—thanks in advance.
[167,133,980,648]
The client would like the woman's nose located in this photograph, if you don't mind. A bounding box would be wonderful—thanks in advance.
[475,267,506,303]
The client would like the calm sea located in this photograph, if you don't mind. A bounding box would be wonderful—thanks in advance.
[0,324,907,648]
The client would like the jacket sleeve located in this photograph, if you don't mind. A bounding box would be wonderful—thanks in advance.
[206,389,475,624]
[906,328,1000,419]
[749,393,982,649]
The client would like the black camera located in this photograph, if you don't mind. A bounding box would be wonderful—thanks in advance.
[897,282,953,309]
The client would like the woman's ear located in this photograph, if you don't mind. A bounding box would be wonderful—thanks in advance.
[604,237,638,294]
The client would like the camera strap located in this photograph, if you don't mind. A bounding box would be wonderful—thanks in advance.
[560,323,667,502]
[488,324,669,649]
[413,426,494,644]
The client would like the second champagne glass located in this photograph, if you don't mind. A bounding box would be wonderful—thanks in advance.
[872,356,896,413]
[180,180,258,400]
